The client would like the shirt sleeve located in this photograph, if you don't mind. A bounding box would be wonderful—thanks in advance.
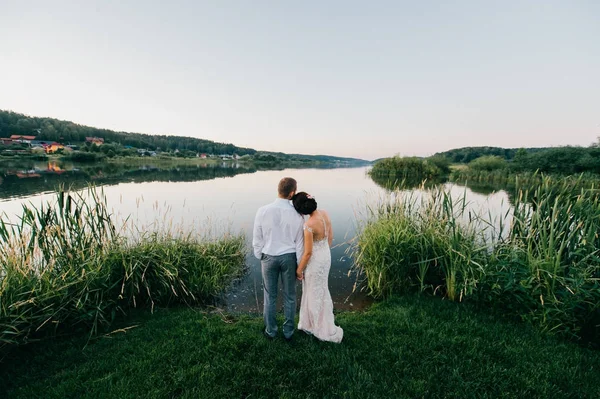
[294,216,305,264]
[252,208,264,260]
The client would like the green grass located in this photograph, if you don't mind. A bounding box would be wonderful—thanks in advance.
[370,156,447,183]
[354,189,487,302]
[104,156,222,165]
[449,163,468,171]
[354,178,600,343]
[0,188,246,351]
[1,295,599,398]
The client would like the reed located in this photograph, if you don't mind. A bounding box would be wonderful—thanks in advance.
[353,188,488,301]
[0,188,245,351]
[487,177,600,340]
[451,168,600,190]
[354,176,600,342]
[370,156,445,181]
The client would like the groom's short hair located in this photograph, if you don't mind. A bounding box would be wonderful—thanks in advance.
[278,177,297,198]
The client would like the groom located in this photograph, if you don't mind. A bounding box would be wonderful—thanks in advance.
[252,177,305,341]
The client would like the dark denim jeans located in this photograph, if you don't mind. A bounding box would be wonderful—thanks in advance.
[261,252,297,338]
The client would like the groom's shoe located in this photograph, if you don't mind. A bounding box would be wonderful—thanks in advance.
[284,335,293,342]
[263,330,275,340]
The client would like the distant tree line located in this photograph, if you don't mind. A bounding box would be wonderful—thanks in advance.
[371,143,600,190]
[446,145,600,175]
[0,110,256,155]
[509,146,600,174]
[434,146,548,164]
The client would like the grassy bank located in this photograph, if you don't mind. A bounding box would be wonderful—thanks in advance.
[354,177,600,344]
[0,188,245,352]
[370,156,449,181]
[1,295,599,398]
[105,155,223,165]
[369,156,451,190]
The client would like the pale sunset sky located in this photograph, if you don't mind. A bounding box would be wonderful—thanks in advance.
[1,1,599,160]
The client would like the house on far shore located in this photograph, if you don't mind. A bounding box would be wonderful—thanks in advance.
[199,153,207,159]
[10,135,36,144]
[85,137,104,145]
[137,149,157,156]
[45,142,65,154]
[1,138,17,145]
[30,140,52,148]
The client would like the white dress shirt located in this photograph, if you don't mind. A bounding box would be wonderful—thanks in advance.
[253,198,305,263]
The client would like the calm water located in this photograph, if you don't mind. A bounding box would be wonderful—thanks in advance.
[0,161,512,312]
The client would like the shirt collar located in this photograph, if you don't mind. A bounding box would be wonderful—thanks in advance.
[275,198,291,205]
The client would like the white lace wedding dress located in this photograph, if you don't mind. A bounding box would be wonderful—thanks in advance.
[298,216,344,343]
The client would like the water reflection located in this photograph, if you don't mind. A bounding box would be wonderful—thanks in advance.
[369,173,447,191]
[451,179,518,204]
[0,160,257,201]
[370,172,519,208]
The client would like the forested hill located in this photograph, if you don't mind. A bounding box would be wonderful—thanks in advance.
[0,110,256,155]
[264,151,371,164]
[371,147,547,165]
[0,109,368,163]
[434,146,547,163]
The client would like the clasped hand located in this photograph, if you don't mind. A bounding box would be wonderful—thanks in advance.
[296,269,303,281]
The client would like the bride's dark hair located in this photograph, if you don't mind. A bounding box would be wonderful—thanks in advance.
[292,192,317,215]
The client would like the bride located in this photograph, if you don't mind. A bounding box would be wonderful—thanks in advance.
[292,192,343,343]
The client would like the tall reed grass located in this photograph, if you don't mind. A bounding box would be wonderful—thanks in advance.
[0,188,245,352]
[354,188,489,301]
[370,156,446,182]
[354,177,600,343]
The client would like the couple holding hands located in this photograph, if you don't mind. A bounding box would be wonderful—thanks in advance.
[252,177,343,343]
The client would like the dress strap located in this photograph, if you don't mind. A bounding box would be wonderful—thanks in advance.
[320,214,327,239]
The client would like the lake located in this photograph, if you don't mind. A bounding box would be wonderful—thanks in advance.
[0,161,512,312]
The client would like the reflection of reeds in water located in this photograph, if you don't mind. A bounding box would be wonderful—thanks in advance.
[368,171,446,192]
[451,169,600,191]
[0,186,245,351]
[352,177,600,343]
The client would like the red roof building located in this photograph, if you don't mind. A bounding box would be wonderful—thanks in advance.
[10,135,36,141]
[85,137,105,145]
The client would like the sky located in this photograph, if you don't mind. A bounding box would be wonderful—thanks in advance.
[0,1,598,161]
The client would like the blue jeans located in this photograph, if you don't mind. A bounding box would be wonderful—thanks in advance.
[261,252,297,338]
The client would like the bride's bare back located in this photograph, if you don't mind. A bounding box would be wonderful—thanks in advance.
[304,210,333,246]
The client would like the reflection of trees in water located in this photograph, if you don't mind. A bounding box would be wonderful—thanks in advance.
[453,180,517,203]
[0,163,258,200]
[369,173,519,205]
[449,181,517,207]
[447,176,597,207]
[0,161,367,200]
[369,173,447,191]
